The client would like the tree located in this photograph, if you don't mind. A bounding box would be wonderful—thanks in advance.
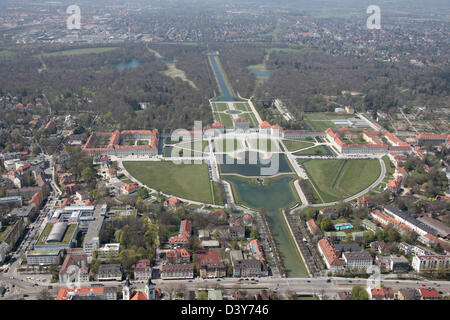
[197,291,208,300]
[320,217,333,232]
[250,228,260,240]
[387,228,400,242]
[352,285,369,300]
[38,289,53,300]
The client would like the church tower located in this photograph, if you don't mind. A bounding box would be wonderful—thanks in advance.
[145,277,155,300]
[122,277,131,300]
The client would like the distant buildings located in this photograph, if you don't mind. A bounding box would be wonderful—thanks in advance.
[83,130,159,157]
[169,220,192,248]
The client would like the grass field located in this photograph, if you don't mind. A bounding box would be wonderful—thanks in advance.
[212,102,229,112]
[234,103,251,112]
[240,113,259,127]
[293,145,330,155]
[39,47,118,57]
[163,61,198,89]
[0,50,15,60]
[282,139,315,152]
[170,140,209,156]
[123,161,213,203]
[301,159,381,203]
[214,112,234,127]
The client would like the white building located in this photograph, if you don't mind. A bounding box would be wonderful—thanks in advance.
[412,255,450,272]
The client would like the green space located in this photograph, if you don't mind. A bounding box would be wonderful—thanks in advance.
[170,140,209,156]
[137,140,148,146]
[39,47,118,57]
[123,161,213,203]
[0,225,13,242]
[282,139,315,152]
[212,102,229,112]
[219,152,292,176]
[234,103,251,112]
[224,175,308,277]
[293,145,330,155]
[0,50,15,60]
[240,113,259,127]
[214,112,234,127]
[212,181,224,206]
[36,223,77,245]
[301,159,381,203]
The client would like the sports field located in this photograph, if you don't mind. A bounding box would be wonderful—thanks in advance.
[123,161,213,203]
[301,159,381,203]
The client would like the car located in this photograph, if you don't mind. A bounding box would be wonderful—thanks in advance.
[307,280,311,283]
[188,280,192,282]
[422,284,426,287]
[216,279,221,281]
[237,279,242,282]
[348,280,352,283]
[326,279,331,283]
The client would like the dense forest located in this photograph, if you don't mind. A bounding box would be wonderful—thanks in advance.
[254,48,450,117]
[0,43,214,131]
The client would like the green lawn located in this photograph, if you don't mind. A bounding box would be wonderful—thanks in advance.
[123,161,213,203]
[302,159,381,203]
[240,113,259,127]
[212,102,229,112]
[234,103,251,112]
[214,112,234,127]
[293,145,329,155]
[282,139,315,152]
[39,47,118,57]
[170,140,209,156]
[0,50,15,60]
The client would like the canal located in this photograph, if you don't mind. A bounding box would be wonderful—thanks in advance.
[225,175,310,278]
[207,54,236,101]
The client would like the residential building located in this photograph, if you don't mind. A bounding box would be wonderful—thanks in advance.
[229,216,245,239]
[98,264,122,281]
[200,262,226,278]
[412,255,450,272]
[419,288,442,300]
[389,255,410,272]
[232,259,267,277]
[169,220,192,248]
[342,251,373,269]
[369,287,394,300]
[166,248,191,264]
[134,259,152,281]
[317,238,345,271]
[249,239,264,261]
[121,182,138,195]
[161,263,194,280]
[306,219,322,236]
[417,216,450,239]
[57,286,117,300]
[96,243,120,259]
[397,288,419,300]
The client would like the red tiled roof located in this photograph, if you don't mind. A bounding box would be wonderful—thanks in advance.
[130,291,148,300]
[318,238,344,266]
[419,288,441,299]
[57,287,104,300]
[259,121,271,128]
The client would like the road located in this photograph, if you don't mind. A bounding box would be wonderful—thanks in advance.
[3,275,447,300]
